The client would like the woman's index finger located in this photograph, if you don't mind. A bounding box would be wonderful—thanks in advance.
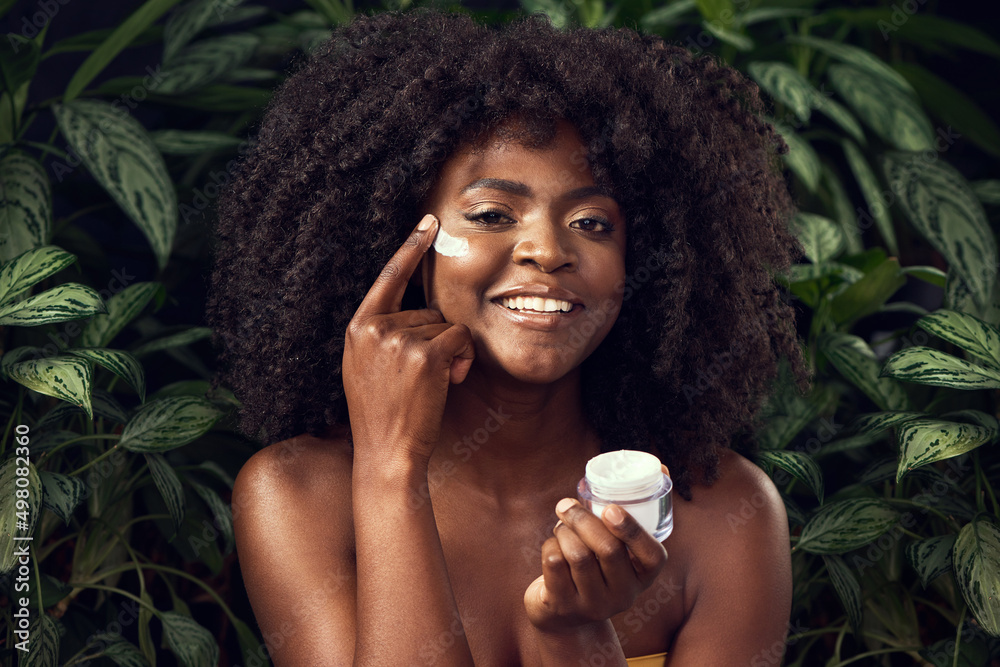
[355,215,439,318]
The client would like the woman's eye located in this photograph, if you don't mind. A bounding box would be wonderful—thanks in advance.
[571,218,614,233]
[466,210,514,225]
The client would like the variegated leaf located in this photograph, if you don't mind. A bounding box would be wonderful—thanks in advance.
[22,614,61,667]
[823,555,862,631]
[820,333,910,411]
[95,636,149,667]
[52,100,176,269]
[857,457,898,485]
[773,121,820,192]
[5,354,93,419]
[821,165,864,254]
[189,479,234,554]
[797,499,899,554]
[131,326,212,358]
[0,245,76,308]
[0,282,105,326]
[828,64,933,151]
[902,265,948,288]
[941,409,1000,433]
[160,611,220,667]
[158,33,259,94]
[39,471,86,524]
[119,396,221,453]
[946,271,1000,328]
[80,282,162,348]
[953,519,1000,636]
[0,458,42,573]
[67,348,146,402]
[748,62,813,122]
[881,346,1000,389]
[0,152,51,263]
[164,0,246,63]
[849,411,926,436]
[916,309,1000,369]
[896,418,996,481]
[788,35,913,92]
[756,450,823,502]
[145,453,185,535]
[149,129,242,155]
[883,152,997,310]
[792,212,843,264]
[811,92,865,144]
[907,534,956,588]
[842,139,896,256]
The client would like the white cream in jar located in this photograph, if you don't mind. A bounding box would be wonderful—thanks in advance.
[577,450,673,541]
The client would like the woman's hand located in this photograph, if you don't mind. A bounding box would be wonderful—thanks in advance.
[524,492,668,635]
[342,214,476,466]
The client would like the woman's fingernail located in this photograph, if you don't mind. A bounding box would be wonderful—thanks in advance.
[556,498,576,514]
[417,214,436,231]
[604,504,626,526]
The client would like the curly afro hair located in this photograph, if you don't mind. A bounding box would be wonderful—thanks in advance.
[206,8,812,499]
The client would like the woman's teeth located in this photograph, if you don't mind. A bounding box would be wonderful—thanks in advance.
[500,296,573,313]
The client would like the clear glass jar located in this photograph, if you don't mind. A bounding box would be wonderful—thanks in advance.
[577,450,673,541]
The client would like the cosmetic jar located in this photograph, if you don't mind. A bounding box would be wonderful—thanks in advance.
[577,450,673,541]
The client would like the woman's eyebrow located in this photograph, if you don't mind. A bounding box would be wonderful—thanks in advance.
[459,178,614,201]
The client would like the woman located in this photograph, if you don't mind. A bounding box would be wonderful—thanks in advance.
[207,8,811,665]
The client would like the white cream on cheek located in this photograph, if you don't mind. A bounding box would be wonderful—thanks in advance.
[432,226,470,257]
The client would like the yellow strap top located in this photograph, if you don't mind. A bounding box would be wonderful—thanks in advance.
[625,652,668,666]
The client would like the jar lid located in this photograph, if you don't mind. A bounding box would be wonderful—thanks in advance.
[585,450,662,496]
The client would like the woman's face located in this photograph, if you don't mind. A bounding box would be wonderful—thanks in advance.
[418,118,627,384]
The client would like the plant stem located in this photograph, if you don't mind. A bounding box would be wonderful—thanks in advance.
[830,646,924,666]
[68,443,121,477]
[952,606,967,667]
[39,433,118,461]
[64,583,160,616]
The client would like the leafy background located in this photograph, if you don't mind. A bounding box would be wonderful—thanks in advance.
[0,0,998,665]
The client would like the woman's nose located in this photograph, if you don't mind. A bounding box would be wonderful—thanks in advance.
[510,219,577,272]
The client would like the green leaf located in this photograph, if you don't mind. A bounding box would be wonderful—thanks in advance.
[149,129,242,155]
[131,326,212,358]
[80,282,162,348]
[640,0,696,28]
[0,282,105,326]
[811,89,865,144]
[701,19,753,51]
[119,396,221,453]
[849,411,926,437]
[0,245,74,308]
[785,261,863,285]
[772,121,820,192]
[916,309,1000,370]
[160,611,220,667]
[820,333,910,411]
[145,453,186,536]
[946,272,1000,328]
[0,32,40,95]
[829,257,906,327]
[748,62,813,123]
[692,0,732,22]
[189,479,235,555]
[4,353,93,419]
[828,64,933,152]
[158,33,260,94]
[953,519,1000,636]
[0,153,52,263]
[164,0,246,63]
[902,265,947,288]
[96,636,150,667]
[841,140,896,256]
[757,450,823,502]
[39,471,86,524]
[823,555,862,632]
[792,212,843,264]
[821,165,864,254]
[881,346,1000,390]
[895,62,1000,160]
[788,34,913,92]
[907,534,956,588]
[66,348,146,402]
[797,499,899,554]
[896,418,996,482]
[882,151,997,310]
[22,614,61,667]
[63,0,185,102]
[972,180,1000,205]
[52,100,177,269]
[0,458,42,573]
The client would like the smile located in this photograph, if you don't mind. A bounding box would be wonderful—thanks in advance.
[491,299,583,332]
[500,296,574,313]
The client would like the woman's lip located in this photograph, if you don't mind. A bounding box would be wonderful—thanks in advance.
[491,300,584,331]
